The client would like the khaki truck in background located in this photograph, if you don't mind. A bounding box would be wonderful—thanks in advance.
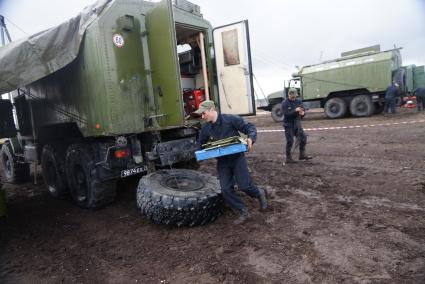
[259,45,425,122]
[0,0,255,226]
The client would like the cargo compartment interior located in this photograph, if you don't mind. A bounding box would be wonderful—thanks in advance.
[175,24,209,115]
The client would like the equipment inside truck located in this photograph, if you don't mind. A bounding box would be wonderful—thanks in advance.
[176,25,209,114]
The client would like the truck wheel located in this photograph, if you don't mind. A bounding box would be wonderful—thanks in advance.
[41,144,69,199]
[66,144,116,208]
[0,143,30,183]
[350,95,374,117]
[373,102,384,114]
[324,98,347,118]
[172,158,200,170]
[137,169,223,227]
[271,104,284,122]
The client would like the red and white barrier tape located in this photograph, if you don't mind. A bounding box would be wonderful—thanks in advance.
[257,120,425,133]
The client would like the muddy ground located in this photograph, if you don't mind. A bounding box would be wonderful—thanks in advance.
[1,109,425,283]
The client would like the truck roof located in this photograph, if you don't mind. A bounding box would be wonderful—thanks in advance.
[299,48,402,75]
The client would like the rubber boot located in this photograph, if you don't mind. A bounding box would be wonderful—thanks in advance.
[233,208,251,225]
[285,153,296,164]
[257,188,268,210]
[299,150,312,160]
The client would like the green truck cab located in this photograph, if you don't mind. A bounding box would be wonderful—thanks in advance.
[260,45,424,121]
[0,0,255,226]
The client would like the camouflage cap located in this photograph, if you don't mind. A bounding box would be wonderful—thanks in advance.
[194,100,215,114]
[288,88,298,95]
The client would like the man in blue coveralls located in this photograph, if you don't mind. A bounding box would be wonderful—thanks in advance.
[414,88,425,111]
[195,100,267,225]
[282,88,312,164]
[384,82,400,114]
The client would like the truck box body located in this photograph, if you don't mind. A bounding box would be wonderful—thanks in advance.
[8,0,214,138]
[299,49,402,102]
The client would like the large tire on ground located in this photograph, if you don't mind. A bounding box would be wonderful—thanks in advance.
[65,144,116,208]
[350,95,374,117]
[137,169,223,227]
[324,98,347,119]
[41,144,69,199]
[172,158,200,170]
[0,144,30,183]
[271,104,284,122]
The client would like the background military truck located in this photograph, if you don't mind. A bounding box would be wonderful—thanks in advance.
[0,0,255,226]
[260,45,425,121]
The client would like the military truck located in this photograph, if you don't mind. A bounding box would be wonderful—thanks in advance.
[260,45,424,121]
[0,0,255,226]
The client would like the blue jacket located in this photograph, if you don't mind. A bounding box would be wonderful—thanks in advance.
[385,85,399,100]
[414,88,425,97]
[282,98,304,124]
[198,114,257,162]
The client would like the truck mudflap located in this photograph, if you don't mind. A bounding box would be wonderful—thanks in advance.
[152,136,198,166]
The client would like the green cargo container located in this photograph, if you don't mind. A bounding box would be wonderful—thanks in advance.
[259,46,415,121]
[298,47,403,118]
[413,66,425,89]
[0,0,255,226]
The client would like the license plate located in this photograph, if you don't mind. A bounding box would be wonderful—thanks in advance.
[120,166,147,178]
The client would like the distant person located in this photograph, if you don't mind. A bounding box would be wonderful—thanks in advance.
[195,100,267,225]
[384,82,400,115]
[281,88,312,164]
[414,88,425,111]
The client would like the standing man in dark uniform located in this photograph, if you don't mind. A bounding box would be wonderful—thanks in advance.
[282,88,312,164]
[414,88,425,111]
[384,82,400,114]
[195,100,267,225]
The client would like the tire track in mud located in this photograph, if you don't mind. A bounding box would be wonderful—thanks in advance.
[266,185,425,212]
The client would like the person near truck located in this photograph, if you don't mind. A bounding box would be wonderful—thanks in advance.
[282,88,312,164]
[384,82,400,114]
[195,100,267,225]
[414,88,425,111]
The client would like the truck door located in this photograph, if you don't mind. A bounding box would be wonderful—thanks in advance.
[0,99,17,138]
[213,21,255,116]
[145,0,183,127]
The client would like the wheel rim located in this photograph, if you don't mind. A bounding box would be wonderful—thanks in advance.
[160,173,205,192]
[330,103,340,114]
[356,102,367,113]
[73,165,88,202]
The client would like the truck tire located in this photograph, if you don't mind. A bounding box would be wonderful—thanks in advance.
[172,158,200,170]
[373,102,384,114]
[137,169,223,227]
[41,144,69,199]
[271,104,284,122]
[0,143,30,183]
[324,98,347,118]
[66,144,116,209]
[350,95,374,117]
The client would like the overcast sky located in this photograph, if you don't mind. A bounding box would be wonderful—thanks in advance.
[1,0,424,97]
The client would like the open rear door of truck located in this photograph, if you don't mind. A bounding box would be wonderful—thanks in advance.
[145,0,183,126]
[213,20,255,116]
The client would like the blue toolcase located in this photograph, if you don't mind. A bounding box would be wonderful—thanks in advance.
[195,143,248,161]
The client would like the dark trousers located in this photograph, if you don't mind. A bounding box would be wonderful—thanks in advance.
[417,95,425,111]
[284,122,307,156]
[217,154,259,212]
[384,97,396,113]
